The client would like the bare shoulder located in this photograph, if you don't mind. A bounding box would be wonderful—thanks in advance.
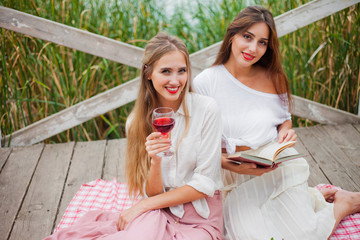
[253,66,277,94]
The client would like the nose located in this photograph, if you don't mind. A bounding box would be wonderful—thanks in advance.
[169,74,179,84]
[248,41,257,53]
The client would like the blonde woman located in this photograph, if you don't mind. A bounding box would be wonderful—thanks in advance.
[44,32,223,240]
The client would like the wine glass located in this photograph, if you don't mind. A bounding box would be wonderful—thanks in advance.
[152,107,175,157]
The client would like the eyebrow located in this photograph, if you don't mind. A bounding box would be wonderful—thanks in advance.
[160,66,187,70]
[245,31,269,41]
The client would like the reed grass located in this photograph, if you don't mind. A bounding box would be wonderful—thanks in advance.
[1,0,359,145]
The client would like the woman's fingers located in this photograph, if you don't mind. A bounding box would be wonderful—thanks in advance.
[146,144,171,156]
[279,129,297,143]
[116,214,127,231]
[145,132,171,157]
[234,162,275,176]
[284,129,296,142]
[146,132,163,141]
[116,201,147,231]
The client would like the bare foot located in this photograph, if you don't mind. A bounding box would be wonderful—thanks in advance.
[320,188,338,203]
[328,189,360,238]
[334,190,360,216]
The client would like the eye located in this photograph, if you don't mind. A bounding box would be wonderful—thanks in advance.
[243,34,251,40]
[161,69,170,74]
[259,40,267,46]
[178,68,187,73]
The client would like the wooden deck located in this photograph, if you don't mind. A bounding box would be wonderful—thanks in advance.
[0,124,359,240]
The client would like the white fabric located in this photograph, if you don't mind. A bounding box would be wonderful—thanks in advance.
[193,65,335,239]
[127,92,223,219]
[193,65,291,154]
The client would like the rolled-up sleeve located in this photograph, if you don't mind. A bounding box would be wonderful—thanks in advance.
[186,98,223,196]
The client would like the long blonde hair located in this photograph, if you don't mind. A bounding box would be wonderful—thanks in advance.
[126,32,191,198]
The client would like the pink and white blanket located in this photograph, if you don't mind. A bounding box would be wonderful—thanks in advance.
[55,179,360,239]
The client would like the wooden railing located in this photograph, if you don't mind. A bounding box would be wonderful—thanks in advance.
[1,0,360,146]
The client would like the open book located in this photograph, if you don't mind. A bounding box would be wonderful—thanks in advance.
[226,140,306,168]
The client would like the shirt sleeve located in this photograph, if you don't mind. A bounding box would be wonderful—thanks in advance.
[279,93,292,122]
[186,98,223,196]
[192,68,213,97]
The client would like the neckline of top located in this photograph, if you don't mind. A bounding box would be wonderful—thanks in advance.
[219,65,280,98]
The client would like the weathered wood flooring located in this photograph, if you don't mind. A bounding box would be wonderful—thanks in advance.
[1,124,359,240]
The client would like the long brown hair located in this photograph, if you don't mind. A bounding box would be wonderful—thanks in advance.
[214,6,291,105]
[126,32,191,198]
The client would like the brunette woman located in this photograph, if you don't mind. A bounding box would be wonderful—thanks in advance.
[193,6,360,240]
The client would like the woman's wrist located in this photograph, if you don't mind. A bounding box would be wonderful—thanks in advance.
[139,197,154,212]
[150,156,162,165]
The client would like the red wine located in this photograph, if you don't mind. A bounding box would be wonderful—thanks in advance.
[153,117,175,134]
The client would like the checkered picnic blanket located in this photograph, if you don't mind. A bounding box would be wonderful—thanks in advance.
[55,180,360,239]
[55,178,139,232]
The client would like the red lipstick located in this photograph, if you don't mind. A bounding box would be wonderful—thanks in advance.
[242,52,255,61]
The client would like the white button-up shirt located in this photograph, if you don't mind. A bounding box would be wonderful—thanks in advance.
[128,92,223,219]
[162,92,223,219]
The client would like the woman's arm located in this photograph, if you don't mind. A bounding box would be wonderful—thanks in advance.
[221,119,296,176]
[145,158,164,197]
[144,132,171,197]
[277,119,297,143]
[117,185,206,230]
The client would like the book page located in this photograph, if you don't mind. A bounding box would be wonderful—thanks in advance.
[245,140,296,161]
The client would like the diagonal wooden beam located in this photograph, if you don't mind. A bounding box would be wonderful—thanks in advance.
[0,6,144,69]
[5,77,140,146]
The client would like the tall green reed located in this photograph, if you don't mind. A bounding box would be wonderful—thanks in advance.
[1,0,359,145]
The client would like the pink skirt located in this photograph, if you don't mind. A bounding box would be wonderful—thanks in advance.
[43,191,223,240]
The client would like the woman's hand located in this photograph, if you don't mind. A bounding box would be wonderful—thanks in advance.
[221,154,276,176]
[116,200,147,231]
[277,120,297,143]
[145,132,171,162]
[278,128,297,143]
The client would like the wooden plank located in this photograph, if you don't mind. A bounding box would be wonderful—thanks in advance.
[292,95,360,125]
[103,139,127,182]
[53,140,106,229]
[311,125,360,191]
[8,142,74,240]
[0,7,144,69]
[320,124,360,184]
[294,129,330,187]
[354,123,360,132]
[321,124,360,163]
[5,77,140,147]
[0,147,12,172]
[190,0,360,70]
[0,143,44,240]
[296,126,359,191]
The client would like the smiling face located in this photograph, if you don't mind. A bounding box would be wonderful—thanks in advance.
[149,50,188,110]
[229,22,269,68]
